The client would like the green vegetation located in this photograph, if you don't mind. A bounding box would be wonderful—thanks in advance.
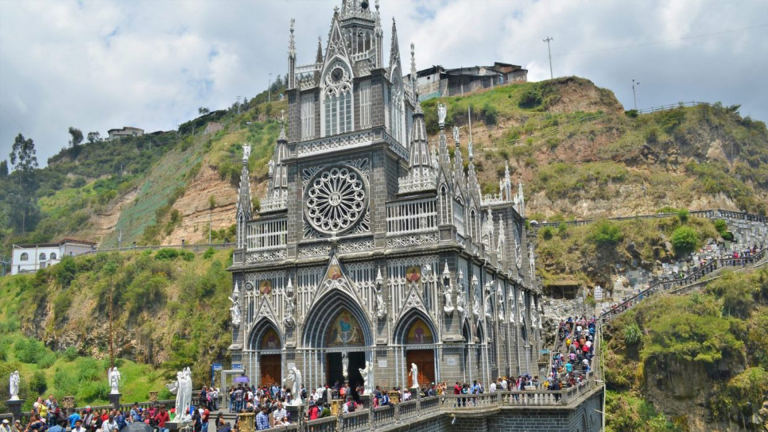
[535,215,719,287]
[604,267,768,430]
[670,226,699,255]
[0,248,234,411]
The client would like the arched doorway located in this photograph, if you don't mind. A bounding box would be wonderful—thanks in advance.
[248,321,283,387]
[302,288,373,391]
[462,320,472,383]
[395,312,438,388]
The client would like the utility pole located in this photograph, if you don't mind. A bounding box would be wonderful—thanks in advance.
[268,73,273,103]
[632,79,640,110]
[543,37,554,80]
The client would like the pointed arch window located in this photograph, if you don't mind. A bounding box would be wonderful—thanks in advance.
[237,213,245,248]
[469,208,478,240]
[439,185,451,224]
[390,78,404,144]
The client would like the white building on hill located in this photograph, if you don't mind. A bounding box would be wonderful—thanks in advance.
[11,239,96,275]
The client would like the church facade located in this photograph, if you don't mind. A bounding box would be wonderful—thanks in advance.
[229,0,544,392]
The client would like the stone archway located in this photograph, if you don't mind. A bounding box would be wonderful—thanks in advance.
[247,319,283,387]
[394,310,438,387]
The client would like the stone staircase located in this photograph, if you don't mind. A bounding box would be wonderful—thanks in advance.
[600,248,767,322]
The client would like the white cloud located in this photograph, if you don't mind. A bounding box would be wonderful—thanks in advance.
[0,0,766,166]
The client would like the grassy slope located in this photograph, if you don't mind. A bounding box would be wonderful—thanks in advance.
[0,248,233,410]
[602,267,768,432]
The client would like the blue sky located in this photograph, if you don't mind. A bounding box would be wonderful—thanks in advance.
[0,0,766,166]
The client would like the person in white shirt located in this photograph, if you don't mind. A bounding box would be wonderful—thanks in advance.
[273,402,288,425]
[101,416,117,432]
[501,379,508,390]
[489,382,497,393]
[72,420,87,432]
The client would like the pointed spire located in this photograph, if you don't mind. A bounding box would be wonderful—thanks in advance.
[517,182,525,217]
[497,219,506,256]
[408,100,429,168]
[289,18,296,59]
[374,0,383,68]
[389,17,400,74]
[410,43,418,98]
[442,260,450,279]
[504,161,512,201]
[452,125,464,181]
[316,36,323,63]
[236,143,253,224]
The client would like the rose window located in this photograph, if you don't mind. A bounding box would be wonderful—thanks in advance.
[305,166,367,235]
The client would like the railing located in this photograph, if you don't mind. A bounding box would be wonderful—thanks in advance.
[246,218,288,251]
[372,405,395,427]
[303,416,337,432]
[601,248,766,321]
[535,208,768,228]
[386,198,438,236]
[260,195,288,212]
[83,242,235,255]
[340,409,370,431]
[397,399,419,420]
[636,101,708,114]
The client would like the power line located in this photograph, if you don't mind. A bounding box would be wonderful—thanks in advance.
[553,23,768,57]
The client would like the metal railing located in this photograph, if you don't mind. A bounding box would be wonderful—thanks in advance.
[601,248,766,321]
[535,208,768,228]
[635,101,707,114]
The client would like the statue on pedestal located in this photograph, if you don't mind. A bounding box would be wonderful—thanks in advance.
[342,353,349,380]
[9,370,20,400]
[283,367,303,406]
[359,361,371,395]
[471,275,481,318]
[108,367,121,394]
[167,367,192,422]
[442,261,454,315]
[409,363,419,389]
[229,282,241,327]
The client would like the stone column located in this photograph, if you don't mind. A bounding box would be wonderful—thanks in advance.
[6,399,23,422]
[109,393,121,411]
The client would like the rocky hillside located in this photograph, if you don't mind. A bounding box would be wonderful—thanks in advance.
[3,76,766,256]
[602,267,768,432]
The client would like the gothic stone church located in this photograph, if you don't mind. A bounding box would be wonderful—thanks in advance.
[229,0,544,392]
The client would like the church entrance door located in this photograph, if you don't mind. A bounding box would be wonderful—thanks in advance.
[326,352,365,393]
[260,355,281,386]
[405,349,435,386]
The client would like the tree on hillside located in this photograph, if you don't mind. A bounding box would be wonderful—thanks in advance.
[9,133,40,233]
[0,160,7,177]
[68,127,84,147]
[87,131,101,144]
[199,107,210,115]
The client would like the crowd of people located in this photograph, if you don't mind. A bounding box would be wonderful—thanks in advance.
[548,316,596,395]
[7,397,212,432]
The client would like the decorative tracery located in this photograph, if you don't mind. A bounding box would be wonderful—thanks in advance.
[305,165,368,235]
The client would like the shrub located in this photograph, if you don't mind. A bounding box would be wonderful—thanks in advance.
[519,88,543,109]
[181,250,195,262]
[714,219,728,236]
[671,226,699,255]
[481,103,499,125]
[540,227,554,240]
[203,248,216,259]
[30,370,47,395]
[623,323,642,346]
[54,256,78,287]
[625,109,639,118]
[155,248,180,260]
[63,346,79,361]
[588,220,624,247]
[676,208,689,223]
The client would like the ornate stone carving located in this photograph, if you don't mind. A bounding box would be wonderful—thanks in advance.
[471,275,481,318]
[305,165,368,235]
[247,249,287,263]
[386,232,438,248]
[442,261,454,315]
[338,238,375,253]
[484,281,493,319]
[298,244,332,258]
[375,267,387,320]
[456,269,466,316]
[284,278,296,328]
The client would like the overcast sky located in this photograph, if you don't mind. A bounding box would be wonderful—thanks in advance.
[1,0,766,166]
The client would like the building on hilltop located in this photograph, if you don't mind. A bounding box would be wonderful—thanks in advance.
[407,62,528,101]
[107,126,144,141]
[11,238,96,275]
[227,0,543,392]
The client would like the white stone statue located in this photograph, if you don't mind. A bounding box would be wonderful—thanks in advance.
[484,282,493,318]
[268,159,275,176]
[471,276,481,318]
[409,363,419,389]
[518,292,526,325]
[283,367,302,406]
[442,261,454,314]
[169,367,193,422]
[375,267,387,320]
[243,144,251,161]
[437,103,447,128]
[9,370,20,400]
[284,295,296,328]
[108,366,121,394]
[342,353,349,380]
[359,361,371,395]
[229,295,241,327]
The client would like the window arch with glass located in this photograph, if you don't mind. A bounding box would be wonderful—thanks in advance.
[20,252,28,261]
[39,253,46,261]
[322,62,353,137]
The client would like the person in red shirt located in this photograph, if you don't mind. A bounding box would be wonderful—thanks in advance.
[154,408,169,432]
[306,401,319,421]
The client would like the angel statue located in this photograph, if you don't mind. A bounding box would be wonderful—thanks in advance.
[471,276,481,318]
[409,363,419,389]
[229,295,241,327]
[108,366,121,394]
[442,261,454,315]
[359,361,372,395]
[283,367,303,406]
[9,370,20,400]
